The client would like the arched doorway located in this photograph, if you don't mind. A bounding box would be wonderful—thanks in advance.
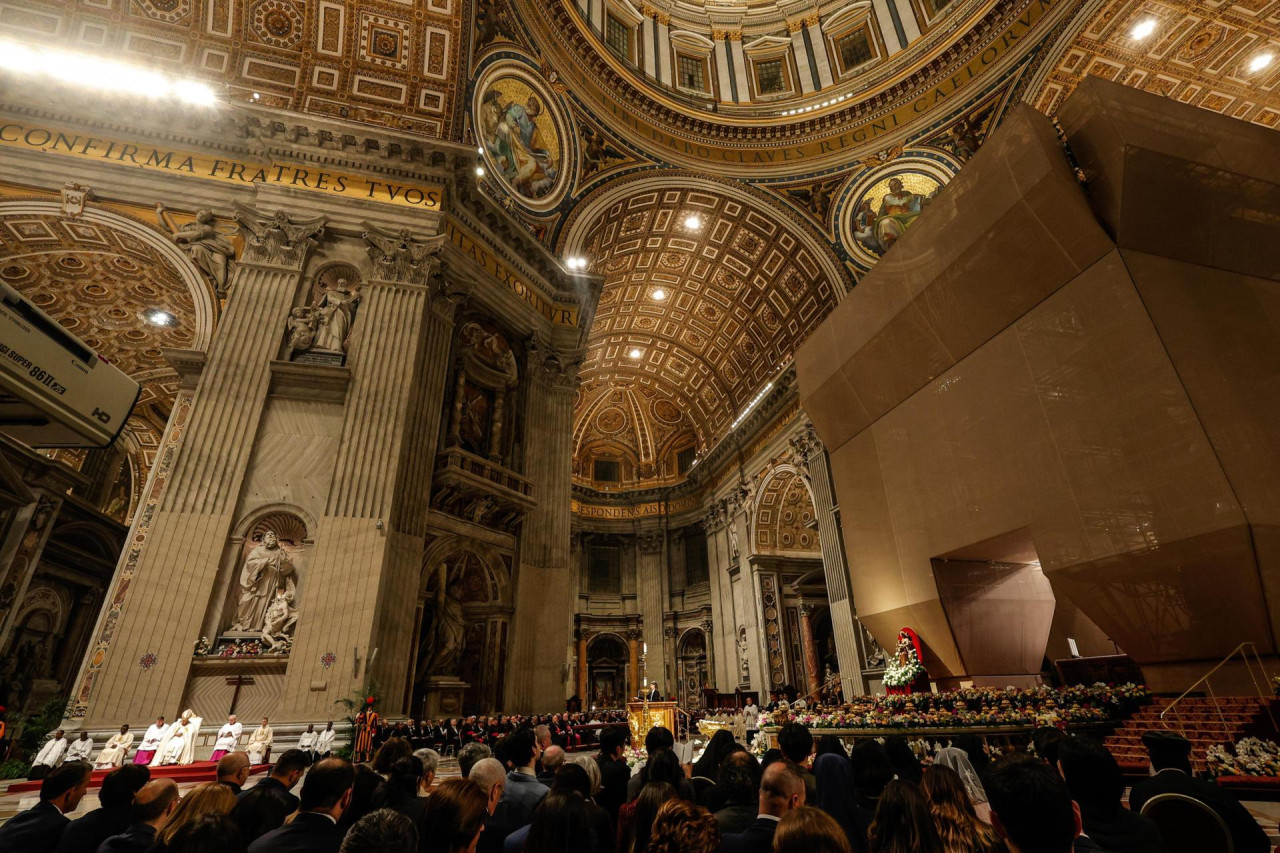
[586,634,628,709]
[676,629,707,709]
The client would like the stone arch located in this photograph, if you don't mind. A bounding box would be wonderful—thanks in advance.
[753,463,820,555]
[585,632,629,708]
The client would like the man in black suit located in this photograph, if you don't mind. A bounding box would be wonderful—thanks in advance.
[1130,731,1269,853]
[0,760,92,853]
[216,751,252,795]
[1057,737,1167,853]
[720,760,805,853]
[644,683,661,702]
[98,779,179,853]
[986,753,1099,853]
[240,748,306,813]
[247,757,355,853]
[53,764,150,853]
[776,723,819,806]
[594,727,630,821]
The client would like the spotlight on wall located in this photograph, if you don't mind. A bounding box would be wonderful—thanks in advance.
[145,309,176,327]
[566,255,588,270]
[1248,52,1275,73]
[0,38,219,106]
[1130,18,1157,39]
[629,348,643,359]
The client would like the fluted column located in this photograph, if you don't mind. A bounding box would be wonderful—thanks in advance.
[627,630,640,699]
[700,617,716,692]
[0,493,62,652]
[798,603,820,694]
[704,503,734,689]
[77,206,324,726]
[792,423,866,695]
[636,529,666,685]
[576,629,589,702]
[505,346,577,712]
[281,228,451,717]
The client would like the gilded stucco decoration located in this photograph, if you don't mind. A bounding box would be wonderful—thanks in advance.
[754,469,819,554]
[572,380,698,485]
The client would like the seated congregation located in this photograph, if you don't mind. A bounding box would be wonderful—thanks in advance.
[1,714,1270,853]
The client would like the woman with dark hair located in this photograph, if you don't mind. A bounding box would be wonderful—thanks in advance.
[849,740,894,843]
[338,763,386,834]
[164,814,247,853]
[883,738,923,786]
[921,765,1003,853]
[706,752,759,833]
[813,753,866,853]
[422,778,489,853]
[816,735,848,759]
[505,764,613,853]
[372,755,429,822]
[691,730,735,781]
[373,737,415,777]
[775,806,854,853]
[618,781,676,853]
[519,793,594,853]
[645,799,719,853]
[229,785,291,843]
[867,780,944,853]
[644,749,694,800]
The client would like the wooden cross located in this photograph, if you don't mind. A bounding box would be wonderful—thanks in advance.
[225,675,256,715]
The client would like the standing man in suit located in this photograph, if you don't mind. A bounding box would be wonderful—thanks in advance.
[480,728,548,853]
[0,760,92,853]
[1130,730,1269,853]
[721,760,805,853]
[247,757,355,853]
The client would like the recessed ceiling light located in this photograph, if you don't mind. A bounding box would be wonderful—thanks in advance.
[146,309,175,327]
[652,288,667,300]
[629,348,643,359]
[252,92,261,101]
[1248,52,1274,73]
[1130,18,1157,39]
[477,146,485,155]
[475,166,485,177]
[684,214,702,230]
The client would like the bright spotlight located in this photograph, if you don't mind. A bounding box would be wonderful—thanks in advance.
[629,348,642,359]
[0,38,219,106]
[684,214,702,230]
[652,288,667,301]
[1130,18,1157,39]
[1248,52,1274,73]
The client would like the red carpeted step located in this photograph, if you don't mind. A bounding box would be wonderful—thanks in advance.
[5,762,270,794]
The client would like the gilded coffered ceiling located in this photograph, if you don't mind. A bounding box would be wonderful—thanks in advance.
[0,0,465,138]
[572,380,698,485]
[1031,0,1280,128]
[754,468,819,554]
[563,177,848,458]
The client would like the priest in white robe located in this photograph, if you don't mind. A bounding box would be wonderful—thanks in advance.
[246,717,273,764]
[95,724,134,769]
[134,717,167,765]
[29,729,68,779]
[316,721,337,758]
[65,731,94,762]
[152,709,203,766]
[298,723,319,763]
[210,715,243,761]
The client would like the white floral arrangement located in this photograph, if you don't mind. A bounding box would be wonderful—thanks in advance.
[1207,737,1280,778]
[750,730,768,758]
[882,638,926,688]
[623,745,647,769]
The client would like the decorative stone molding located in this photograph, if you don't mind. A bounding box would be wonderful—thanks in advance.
[637,531,665,553]
[362,223,447,285]
[233,205,325,270]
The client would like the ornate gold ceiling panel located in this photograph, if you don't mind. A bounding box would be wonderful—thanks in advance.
[0,212,200,377]
[564,177,847,452]
[1,0,465,138]
[572,380,698,484]
[1032,0,1280,125]
[754,468,819,554]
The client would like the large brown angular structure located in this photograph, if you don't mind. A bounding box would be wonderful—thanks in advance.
[798,77,1280,692]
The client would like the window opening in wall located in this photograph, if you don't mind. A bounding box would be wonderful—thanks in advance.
[678,55,706,91]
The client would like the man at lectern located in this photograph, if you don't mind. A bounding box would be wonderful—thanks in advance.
[644,683,661,702]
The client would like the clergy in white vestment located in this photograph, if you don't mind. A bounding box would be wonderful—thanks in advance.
[29,730,68,779]
[134,717,167,765]
[315,721,336,757]
[96,724,134,769]
[297,723,318,762]
[246,717,273,764]
[209,715,243,761]
[65,731,94,762]
[151,709,203,766]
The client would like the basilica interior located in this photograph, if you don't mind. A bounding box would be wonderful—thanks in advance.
[0,0,1276,759]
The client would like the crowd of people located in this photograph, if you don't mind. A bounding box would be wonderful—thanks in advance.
[0,715,1271,853]
[369,712,629,754]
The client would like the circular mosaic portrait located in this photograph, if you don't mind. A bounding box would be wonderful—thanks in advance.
[838,160,956,266]
[474,66,571,208]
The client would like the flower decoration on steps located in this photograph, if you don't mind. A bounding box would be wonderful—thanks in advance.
[882,635,926,688]
[1207,737,1280,778]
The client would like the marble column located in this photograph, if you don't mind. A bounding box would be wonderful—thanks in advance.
[636,529,665,685]
[0,492,62,652]
[792,423,866,695]
[505,344,577,712]
[77,206,324,726]
[789,22,818,95]
[641,14,658,78]
[281,230,454,717]
[576,629,589,702]
[627,630,640,699]
[798,603,821,693]
[704,503,734,689]
[805,17,835,88]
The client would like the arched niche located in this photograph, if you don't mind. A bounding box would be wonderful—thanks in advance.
[412,537,513,716]
[585,632,629,709]
[676,628,708,708]
[753,464,820,555]
[444,316,521,465]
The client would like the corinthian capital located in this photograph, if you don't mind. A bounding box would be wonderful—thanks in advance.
[363,223,447,284]
[233,204,325,270]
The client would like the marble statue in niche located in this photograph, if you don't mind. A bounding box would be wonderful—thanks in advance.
[738,626,750,683]
[418,562,465,678]
[287,272,361,365]
[230,531,296,634]
[156,205,236,296]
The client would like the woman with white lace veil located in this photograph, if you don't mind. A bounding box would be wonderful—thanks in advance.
[933,744,992,823]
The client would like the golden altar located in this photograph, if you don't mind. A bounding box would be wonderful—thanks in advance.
[627,701,678,739]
